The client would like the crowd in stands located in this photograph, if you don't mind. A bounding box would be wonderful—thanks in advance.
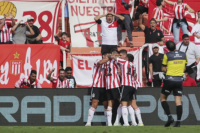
[1,0,200,88]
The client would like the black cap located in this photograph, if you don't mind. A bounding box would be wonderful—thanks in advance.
[182,34,189,39]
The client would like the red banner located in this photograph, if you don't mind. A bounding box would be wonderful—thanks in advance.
[0,45,60,88]
[149,0,200,42]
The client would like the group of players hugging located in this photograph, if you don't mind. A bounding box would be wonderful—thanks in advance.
[85,49,143,126]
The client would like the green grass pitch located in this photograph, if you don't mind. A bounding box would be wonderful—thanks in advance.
[0,126,200,133]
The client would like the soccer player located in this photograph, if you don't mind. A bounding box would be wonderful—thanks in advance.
[105,49,121,126]
[161,41,187,127]
[15,70,42,88]
[47,68,69,88]
[109,50,143,126]
[85,51,110,126]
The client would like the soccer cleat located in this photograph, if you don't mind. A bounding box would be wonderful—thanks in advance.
[107,124,112,126]
[123,124,130,126]
[114,123,122,126]
[165,117,174,127]
[174,121,181,127]
[85,123,91,126]
[137,123,144,126]
[131,123,138,126]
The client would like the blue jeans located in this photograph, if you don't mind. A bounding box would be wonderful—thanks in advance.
[173,22,188,43]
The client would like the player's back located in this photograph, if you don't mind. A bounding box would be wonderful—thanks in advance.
[162,51,187,77]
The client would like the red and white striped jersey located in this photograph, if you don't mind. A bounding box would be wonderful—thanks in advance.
[105,59,120,89]
[133,80,142,90]
[173,2,187,19]
[139,0,149,8]
[0,22,12,43]
[152,7,164,29]
[117,58,136,87]
[15,77,42,88]
[92,59,106,88]
[52,77,69,88]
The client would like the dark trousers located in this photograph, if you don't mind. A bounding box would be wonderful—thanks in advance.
[101,45,117,54]
[135,5,148,20]
[116,14,133,42]
[188,67,197,81]
[153,79,162,87]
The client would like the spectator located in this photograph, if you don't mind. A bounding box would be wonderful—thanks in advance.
[152,0,169,33]
[47,68,69,88]
[135,0,149,20]
[65,67,77,88]
[116,0,134,47]
[26,16,42,44]
[191,17,200,43]
[94,12,124,54]
[198,11,200,19]
[164,0,194,43]
[183,69,197,87]
[139,14,165,86]
[15,70,42,88]
[176,34,200,80]
[149,44,164,87]
[54,31,70,68]
[0,13,15,44]
[12,20,35,44]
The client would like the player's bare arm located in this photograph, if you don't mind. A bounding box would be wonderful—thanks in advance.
[47,68,55,82]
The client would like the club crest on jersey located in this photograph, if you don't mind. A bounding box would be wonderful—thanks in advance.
[10,52,22,75]
[158,33,160,36]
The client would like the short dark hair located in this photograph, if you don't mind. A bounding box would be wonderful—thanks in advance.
[182,34,189,39]
[166,41,176,51]
[61,32,68,37]
[119,49,127,54]
[106,13,113,18]
[156,0,163,6]
[65,67,72,72]
[110,49,119,54]
[102,51,109,56]
[150,18,157,23]
[30,70,37,75]
[127,54,134,62]
[59,69,65,73]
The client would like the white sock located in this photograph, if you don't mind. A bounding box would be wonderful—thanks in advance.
[114,104,122,124]
[128,106,137,125]
[104,109,107,125]
[86,107,95,123]
[122,106,129,125]
[135,108,143,124]
[107,106,112,125]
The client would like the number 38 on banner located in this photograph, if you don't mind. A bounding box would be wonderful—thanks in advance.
[23,11,53,42]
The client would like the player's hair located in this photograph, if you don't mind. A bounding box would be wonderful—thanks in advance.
[59,69,65,73]
[119,49,127,54]
[65,67,72,72]
[110,49,119,54]
[166,41,176,51]
[106,13,113,18]
[61,32,68,37]
[156,0,163,6]
[150,18,157,23]
[127,54,134,62]
[102,51,109,56]
[30,70,37,75]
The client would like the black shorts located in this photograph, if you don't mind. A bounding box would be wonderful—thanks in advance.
[91,87,107,102]
[161,80,183,96]
[106,88,120,100]
[101,45,117,54]
[120,86,136,102]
